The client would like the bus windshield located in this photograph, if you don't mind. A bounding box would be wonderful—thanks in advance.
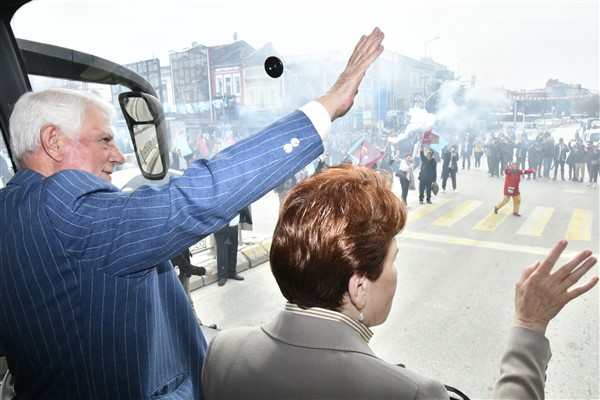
[4,2,599,399]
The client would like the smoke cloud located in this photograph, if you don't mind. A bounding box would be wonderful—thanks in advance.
[406,80,510,141]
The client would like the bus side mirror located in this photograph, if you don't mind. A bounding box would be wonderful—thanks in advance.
[119,92,169,180]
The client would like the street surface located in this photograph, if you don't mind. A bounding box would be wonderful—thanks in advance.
[192,125,599,399]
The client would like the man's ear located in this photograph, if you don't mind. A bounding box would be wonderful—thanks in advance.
[40,124,64,162]
[348,273,367,311]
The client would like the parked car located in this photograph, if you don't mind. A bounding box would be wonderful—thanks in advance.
[584,128,600,146]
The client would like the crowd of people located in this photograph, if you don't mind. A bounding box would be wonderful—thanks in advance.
[168,123,600,196]
[375,128,598,198]
[270,123,600,204]
[173,124,600,225]
[482,130,600,186]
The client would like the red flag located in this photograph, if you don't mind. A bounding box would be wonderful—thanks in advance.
[421,130,439,145]
[421,130,448,153]
[351,139,384,168]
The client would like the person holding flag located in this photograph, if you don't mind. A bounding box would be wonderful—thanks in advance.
[418,144,437,204]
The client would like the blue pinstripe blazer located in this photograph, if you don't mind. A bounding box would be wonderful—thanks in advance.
[0,109,323,399]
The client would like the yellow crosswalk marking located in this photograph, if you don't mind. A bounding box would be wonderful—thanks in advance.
[473,207,509,231]
[517,206,554,237]
[408,198,595,244]
[433,200,483,227]
[407,198,451,223]
[565,209,593,241]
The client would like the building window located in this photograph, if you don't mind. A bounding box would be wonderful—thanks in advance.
[225,75,232,95]
[233,74,241,96]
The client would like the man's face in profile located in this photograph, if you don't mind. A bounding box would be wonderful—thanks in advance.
[59,106,125,182]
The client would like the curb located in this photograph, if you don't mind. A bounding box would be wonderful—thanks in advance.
[188,237,272,291]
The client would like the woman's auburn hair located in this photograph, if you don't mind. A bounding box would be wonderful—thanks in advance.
[270,163,407,310]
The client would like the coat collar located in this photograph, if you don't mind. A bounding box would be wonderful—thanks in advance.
[262,309,377,358]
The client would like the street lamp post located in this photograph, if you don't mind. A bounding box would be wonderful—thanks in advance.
[422,36,439,108]
[424,36,440,64]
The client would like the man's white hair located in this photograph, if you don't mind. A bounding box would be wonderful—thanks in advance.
[9,88,115,165]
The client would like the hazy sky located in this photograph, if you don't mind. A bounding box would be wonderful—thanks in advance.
[12,0,600,91]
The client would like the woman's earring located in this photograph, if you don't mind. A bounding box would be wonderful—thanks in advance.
[358,277,365,321]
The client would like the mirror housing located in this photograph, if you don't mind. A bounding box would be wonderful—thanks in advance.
[119,92,169,180]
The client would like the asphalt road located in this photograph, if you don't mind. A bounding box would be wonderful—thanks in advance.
[192,130,599,399]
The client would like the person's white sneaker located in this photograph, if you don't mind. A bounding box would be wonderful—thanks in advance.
[453,189,458,194]
[441,189,446,193]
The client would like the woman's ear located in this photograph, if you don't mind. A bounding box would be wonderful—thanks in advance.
[348,273,367,311]
[40,124,65,162]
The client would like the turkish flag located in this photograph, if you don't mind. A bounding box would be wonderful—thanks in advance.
[421,130,448,153]
[421,130,439,145]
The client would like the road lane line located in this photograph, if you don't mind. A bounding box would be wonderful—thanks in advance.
[517,206,554,237]
[565,208,593,241]
[407,198,451,223]
[400,230,585,258]
[432,200,483,227]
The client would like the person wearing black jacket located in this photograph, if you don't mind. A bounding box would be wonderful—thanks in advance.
[515,136,529,171]
[441,144,459,193]
[552,138,570,180]
[214,206,252,286]
[172,248,212,285]
[586,143,600,187]
[541,136,555,178]
[528,141,542,179]
[418,146,437,204]
[171,248,213,324]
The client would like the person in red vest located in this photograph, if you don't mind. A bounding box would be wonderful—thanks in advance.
[494,161,535,217]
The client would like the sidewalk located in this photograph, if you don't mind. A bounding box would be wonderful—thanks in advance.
[187,233,272,291]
